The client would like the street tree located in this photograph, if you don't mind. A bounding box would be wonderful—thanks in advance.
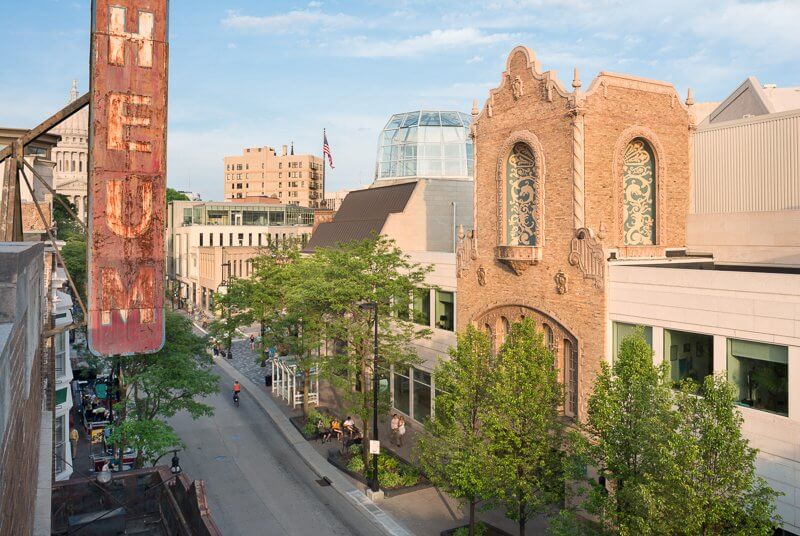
[108,311,219,467]
[415,326,495,536]
[487,318,565,536]
[579,330,677,535]
[662,374,780,535]
[308,235,431,470]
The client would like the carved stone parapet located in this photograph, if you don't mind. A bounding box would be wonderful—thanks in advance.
[495,245,541,275]
[568,228,604,288]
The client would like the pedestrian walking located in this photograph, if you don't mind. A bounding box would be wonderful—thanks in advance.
[249,334,255,351]
[390,413,400,447]
[70,427,78,460]
[397,416,406,447]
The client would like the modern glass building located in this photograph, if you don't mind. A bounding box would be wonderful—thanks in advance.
[375,110,473,181]
[178,202,314,227]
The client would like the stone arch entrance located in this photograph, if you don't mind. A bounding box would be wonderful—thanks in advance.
[473,304,579,418]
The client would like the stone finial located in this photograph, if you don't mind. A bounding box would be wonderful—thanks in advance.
[685,87,694,106]
[572,68,581,90]
[458,224,465,240]
[69,79,78,102]
[471,99,479,116]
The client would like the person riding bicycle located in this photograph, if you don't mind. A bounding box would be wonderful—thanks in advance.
[233,380,241,401]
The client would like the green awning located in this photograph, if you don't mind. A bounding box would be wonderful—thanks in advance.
[56,388,67,406]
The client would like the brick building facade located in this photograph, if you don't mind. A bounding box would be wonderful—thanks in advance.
[457,46,694,420]
[0,242,48,535]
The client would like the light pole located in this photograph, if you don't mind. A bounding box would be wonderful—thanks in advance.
[219,260,232,356]
[359,301,379,493]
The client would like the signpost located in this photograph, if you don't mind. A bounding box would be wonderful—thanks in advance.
[87,0,168,355]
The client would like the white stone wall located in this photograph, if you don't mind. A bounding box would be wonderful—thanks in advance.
[609,262,800,533]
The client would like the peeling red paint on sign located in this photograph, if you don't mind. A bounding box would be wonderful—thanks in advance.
[88,0,168,356]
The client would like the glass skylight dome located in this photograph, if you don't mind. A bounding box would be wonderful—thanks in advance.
[375,110,474,181]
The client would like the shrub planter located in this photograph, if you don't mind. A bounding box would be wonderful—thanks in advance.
[288,407,333,441]
[440,522,514,536]
[327,447,430,497]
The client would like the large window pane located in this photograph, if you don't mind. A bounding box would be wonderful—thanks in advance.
[55,415,65,474]
[413,289,430,326]
[435,290,454,331]
[664,329,713,387]
[413,369,432,422]
[612,322,652,361]
[727,339,788,416]
[393,369,410,415]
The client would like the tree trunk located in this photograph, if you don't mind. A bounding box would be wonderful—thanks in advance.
[469,498,476,536]
[518,500,526,536]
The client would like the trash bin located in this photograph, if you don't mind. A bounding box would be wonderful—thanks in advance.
[265,374,272,387]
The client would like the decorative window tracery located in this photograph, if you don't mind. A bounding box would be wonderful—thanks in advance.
[505,142,537,246]
[622,138,656,245]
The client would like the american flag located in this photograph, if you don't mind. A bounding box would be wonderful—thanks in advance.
[323,130,334,169]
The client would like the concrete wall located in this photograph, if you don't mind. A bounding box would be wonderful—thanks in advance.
[609,262,800,533]
[687,210,800,266]
[381,178,473,253]
[0,242,46,536]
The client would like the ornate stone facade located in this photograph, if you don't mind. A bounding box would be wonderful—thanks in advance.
[457,46,692,420]
[50,81,89,221]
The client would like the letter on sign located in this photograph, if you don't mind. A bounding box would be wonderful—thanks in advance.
[87,0,168,356]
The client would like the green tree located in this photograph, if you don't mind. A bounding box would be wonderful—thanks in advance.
[487,319,565,536]
[415,326,495,536]
[309,236,431,470]
[53,194,83,241]
[662,374,780,535]
[108,311,219,467]
[580,330,676,535]
[166,187,189,208]
[61,236,87,303]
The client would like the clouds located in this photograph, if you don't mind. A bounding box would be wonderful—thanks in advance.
[222,9,359,34]
[345,28,516,58]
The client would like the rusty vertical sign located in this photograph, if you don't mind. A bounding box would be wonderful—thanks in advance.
[88,0,168,355]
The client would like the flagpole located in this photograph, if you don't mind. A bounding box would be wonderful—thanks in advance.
[322,128,326,209]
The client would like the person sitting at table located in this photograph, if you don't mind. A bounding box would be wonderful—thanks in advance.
[329,419,343,441]
[343,416,355,437]
[316,419,326,441]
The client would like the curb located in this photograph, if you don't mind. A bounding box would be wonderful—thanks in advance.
[212,354,414,536]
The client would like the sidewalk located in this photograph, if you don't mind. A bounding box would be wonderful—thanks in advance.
[224,339,549,536]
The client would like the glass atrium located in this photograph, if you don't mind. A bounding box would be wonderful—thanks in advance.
[376,110,473,180]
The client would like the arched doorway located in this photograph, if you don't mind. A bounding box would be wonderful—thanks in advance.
[473,304,580,419]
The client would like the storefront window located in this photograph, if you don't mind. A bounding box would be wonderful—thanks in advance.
[393,368,410,415]
[612,322,652,361]
[55,415,65,474]
[727,339,788,416]
[413,369,432,422]
[435,291,454,331]
[54,332,66,377]
[413,288,430,326]
[664,329,713,387]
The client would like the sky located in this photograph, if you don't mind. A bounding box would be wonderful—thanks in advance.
[1,0,798,201]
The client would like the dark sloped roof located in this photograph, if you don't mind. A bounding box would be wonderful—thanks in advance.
[304,181,417,252]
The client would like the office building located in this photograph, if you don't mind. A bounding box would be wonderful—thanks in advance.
[223,145,324,207]
[167,200,314,314]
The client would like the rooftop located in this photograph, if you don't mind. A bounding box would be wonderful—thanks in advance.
[304,181,417,252]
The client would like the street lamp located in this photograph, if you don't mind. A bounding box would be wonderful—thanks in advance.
[359,301,379,493]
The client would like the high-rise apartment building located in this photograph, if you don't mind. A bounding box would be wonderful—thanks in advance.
[223,145,324,207]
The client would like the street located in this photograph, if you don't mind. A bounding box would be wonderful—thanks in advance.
[169,363,380,536]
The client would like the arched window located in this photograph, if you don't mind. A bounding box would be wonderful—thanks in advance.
[500,317,510,345]
[563,339,578,417]
[506,142,537,246]
[543,324,554,351]
[622,138,656,246]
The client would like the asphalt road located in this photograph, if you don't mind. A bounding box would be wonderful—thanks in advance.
[168,364,380,536]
